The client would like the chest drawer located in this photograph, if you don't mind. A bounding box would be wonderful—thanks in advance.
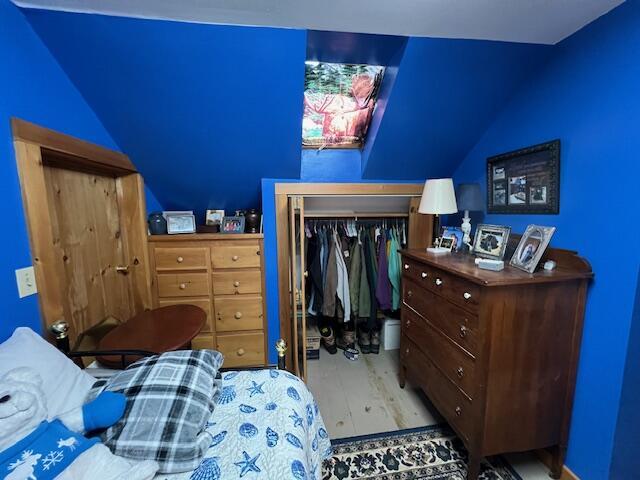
[158,298,212,333]
[402,336,473,441]
[403,279,479,356]
[216,332,265,367]
[154,247,208,271]
[402,308,476,398]
[215,296,263,332]
[402,258,481,313]
[157,272,209,298]
[212,270,262,295]
[191,333,214,350]
[211,241,261,269]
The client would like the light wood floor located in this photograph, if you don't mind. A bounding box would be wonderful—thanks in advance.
[306,348,551,480]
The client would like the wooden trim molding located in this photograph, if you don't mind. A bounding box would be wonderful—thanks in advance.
[11,118,136,174]
[274,183,424,195]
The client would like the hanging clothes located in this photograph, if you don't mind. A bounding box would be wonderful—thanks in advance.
[348,237,362,318]
[387,228,401,311]
[375,230,392,311]
[322,231,338,317]
[306,232,323,315]
[362,230,379,331]
[334,230,351,322]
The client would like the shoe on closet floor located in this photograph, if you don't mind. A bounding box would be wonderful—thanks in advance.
[370,330,380,354]
[320,327,337,354]
[358,331,371,354]
[337,330,356,350]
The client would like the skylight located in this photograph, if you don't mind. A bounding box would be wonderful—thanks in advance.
[303,61,385,149]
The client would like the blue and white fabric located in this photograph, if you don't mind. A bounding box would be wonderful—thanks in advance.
[159,369,332,480]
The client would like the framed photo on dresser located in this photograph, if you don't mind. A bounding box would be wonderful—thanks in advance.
[472,224,511,260]
[487,139,560,214]
[510,224,556,273]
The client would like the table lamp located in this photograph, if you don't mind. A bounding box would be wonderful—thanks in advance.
[456,183,483,248]
[418,178,458,254]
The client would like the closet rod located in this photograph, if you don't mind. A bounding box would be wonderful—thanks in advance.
[304,212,409,218]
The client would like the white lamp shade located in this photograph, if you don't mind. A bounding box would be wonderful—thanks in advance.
[418,178,458,215]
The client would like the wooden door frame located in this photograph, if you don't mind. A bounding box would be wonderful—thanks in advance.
[11,118,152,342]
[274,182,432,370]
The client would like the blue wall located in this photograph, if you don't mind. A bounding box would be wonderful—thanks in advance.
[452,3,640,477]
[26,11,307,220]
[0,0,118,341]
[610,267,640,479]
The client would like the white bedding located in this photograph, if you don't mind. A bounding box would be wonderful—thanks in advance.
[155,369,331,480]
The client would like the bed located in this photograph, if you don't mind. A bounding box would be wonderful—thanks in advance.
[0,327,332,480]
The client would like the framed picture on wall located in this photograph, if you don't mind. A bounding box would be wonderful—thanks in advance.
[487,139,560,214]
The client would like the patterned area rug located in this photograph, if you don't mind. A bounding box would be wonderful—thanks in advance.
[322,425,521,480]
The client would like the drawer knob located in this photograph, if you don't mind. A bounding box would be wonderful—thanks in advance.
[234,312,243,319]
[459,325,468,338]
[232,255,239,261]
[435,278,443,286]
[176,256,184,263]
[463,292,472,300]
[421,272,428,279]
[455,406,462,416]
[406,319,411,328]
[404,264,409,270]
[233,281,241,287]
[457,367,464,378]
[405,347,410,355]
[407,290,413,298]
[179,283,187,290]
[237,348,245,356]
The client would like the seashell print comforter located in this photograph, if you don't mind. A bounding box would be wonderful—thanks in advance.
[156,369,332,480]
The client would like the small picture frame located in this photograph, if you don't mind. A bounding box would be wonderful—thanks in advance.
[510,225,556,273]
[205,209,225,226]
[472,224,511,260]
[221,216,245,234]
[441,226,464,252]
[166,214,196,234]
[438,237,454,251]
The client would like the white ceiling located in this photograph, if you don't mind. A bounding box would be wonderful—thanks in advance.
[13,0,624,45]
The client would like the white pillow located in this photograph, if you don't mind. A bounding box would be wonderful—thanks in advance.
[0,327,95,419]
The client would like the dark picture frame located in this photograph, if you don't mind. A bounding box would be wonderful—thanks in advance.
[221,216,246,234]
[487,139,560,214]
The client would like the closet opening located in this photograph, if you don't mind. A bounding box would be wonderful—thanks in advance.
[275,183,440,437]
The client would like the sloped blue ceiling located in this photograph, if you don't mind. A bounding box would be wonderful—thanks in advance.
[25,10,307,216]
[362,37,552,179]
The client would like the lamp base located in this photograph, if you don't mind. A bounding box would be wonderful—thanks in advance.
[426,247,451,255]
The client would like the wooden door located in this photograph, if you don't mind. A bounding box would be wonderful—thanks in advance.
[288,195,307,380]
[12,119,152,346]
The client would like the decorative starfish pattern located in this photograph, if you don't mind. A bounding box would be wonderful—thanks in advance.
[289,409,304,429]
[246,381,265,397]
[234,451,261,477]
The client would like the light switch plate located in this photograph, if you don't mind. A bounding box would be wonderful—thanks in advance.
[16,266,37,298]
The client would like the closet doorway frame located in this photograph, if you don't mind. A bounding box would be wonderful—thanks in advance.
[11,118,153,344]
[274,183,433,374]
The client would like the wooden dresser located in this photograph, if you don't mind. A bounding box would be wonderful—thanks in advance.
[399,248,592,479]
[148,233,267,368]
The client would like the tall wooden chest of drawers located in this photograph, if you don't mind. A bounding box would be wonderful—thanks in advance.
[399,248,592,479]
[149,233,267,368]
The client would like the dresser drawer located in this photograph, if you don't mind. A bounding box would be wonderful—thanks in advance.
[403,279,479,356]
[212,270,262,295]
[191,333,215,350]
[402,258,481,313]
[402,336,473,441]
[157,273,209,298]
[211,241,261,269]
[402,308,476,398]
[216,332,265,367]
[154,247,208,271]
[215,296,263,332]
[158,298,212,333]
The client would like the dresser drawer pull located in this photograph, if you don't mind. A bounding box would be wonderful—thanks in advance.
[459,325,468,338]
[421,272,428,279]
[457,367,464,378]
[233,281,241,287]
[405,347,410,355]
[407,290,413,298]
[435,278,443,286]
[234,312,243,319]
[176,256,184,263]
[455,406,462,416]
[404,264,410,270]
[179,283,187,290]
[463,292,472,300]
[405,319,411,328]
[237,348,246,356]
[232,255,239,262]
